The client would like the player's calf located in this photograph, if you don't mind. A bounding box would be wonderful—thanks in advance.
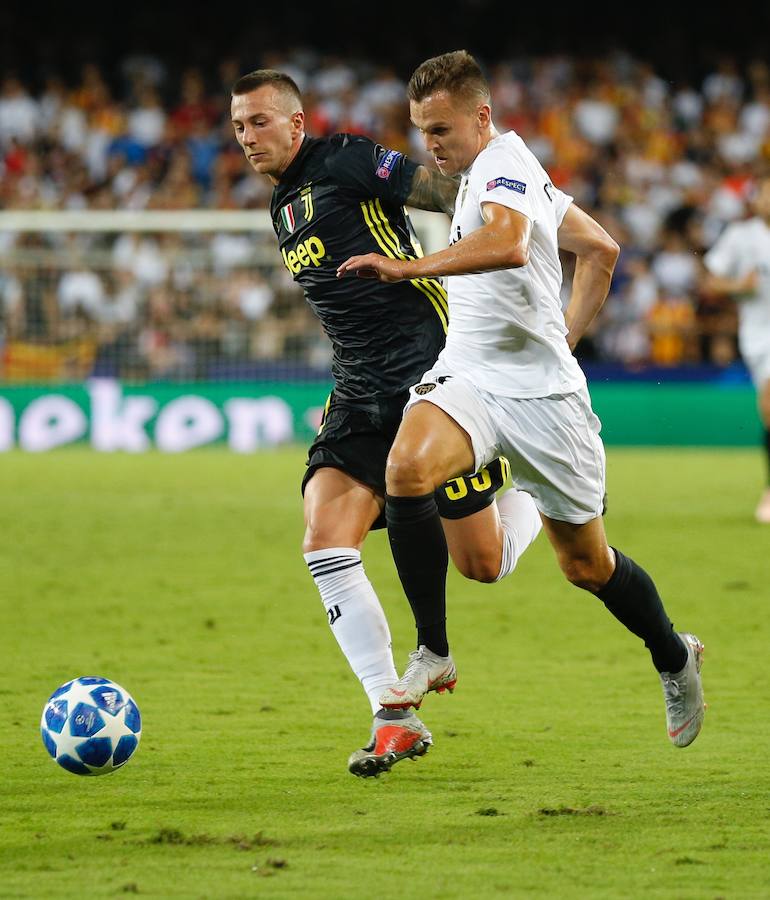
[454,549,501,584]
[438,458,541,583]
[493,488,541,581]
[561,554,614,593]
[444,486,541,584]
[593,548,688,675]
[304,547,399,713]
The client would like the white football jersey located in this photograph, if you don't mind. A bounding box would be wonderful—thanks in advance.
[437,130,585,398]
[703,217,770,360]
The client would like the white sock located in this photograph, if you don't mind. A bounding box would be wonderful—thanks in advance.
[494,490,542,582]
[304,547,397,714]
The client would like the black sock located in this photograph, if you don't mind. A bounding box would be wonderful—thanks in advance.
[594,548,687,673]
[764,429,770,485]
[385,493,449,657]
[375,708,410,721]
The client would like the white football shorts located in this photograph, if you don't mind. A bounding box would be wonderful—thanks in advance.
[405,367,606,524]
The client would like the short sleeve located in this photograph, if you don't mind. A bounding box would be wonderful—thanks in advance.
[551,185,574,225]
[473,146,534,220]
[325,135,419,206]
[703,225,740,278]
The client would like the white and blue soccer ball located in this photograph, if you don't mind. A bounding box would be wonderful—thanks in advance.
[40,677,142,776]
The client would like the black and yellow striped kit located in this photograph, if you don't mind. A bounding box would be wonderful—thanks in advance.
[270,134,449,401]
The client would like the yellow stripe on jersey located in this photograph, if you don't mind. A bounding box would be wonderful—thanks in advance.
[406,220,426,258]
[317,392,332,434]
[372,199,450,320]
[414,277,449,329]
[363,199,445,319]
[359,201,449,333]
[360,200,396,257]
[369,199,405,259]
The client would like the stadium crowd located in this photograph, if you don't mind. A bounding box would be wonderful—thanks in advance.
[1,50,768,381]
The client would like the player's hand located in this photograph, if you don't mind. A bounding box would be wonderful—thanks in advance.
[337,254,407,282]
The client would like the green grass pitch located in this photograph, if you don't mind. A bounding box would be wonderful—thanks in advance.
[1,447,769,898]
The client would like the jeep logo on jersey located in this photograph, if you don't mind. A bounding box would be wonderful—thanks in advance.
[414,383,436,395]
[281,236,327,275]
[487,177,526,194]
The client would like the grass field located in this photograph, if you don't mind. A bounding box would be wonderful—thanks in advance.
[1,447,769,899]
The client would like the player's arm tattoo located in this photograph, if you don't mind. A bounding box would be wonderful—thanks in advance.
[406,166,460,217]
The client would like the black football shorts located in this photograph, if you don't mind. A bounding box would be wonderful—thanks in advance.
[302,392,508,529]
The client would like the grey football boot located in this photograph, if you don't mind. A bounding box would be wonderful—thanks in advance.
[348,710,432,777]
[660,632,705,747]
[379,645,457,710]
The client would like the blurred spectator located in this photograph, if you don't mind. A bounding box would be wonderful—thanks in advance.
[573,81,619,146]
[600,255,658,366]
[171,69,217,135]
[112,233,169,285]
[57,266,105,319]
[137,285,193,378]
[0,76,38,149]
[127,88,166,149]
[2,50,770,380]
[651,230,699,297]
[647,295,698,366]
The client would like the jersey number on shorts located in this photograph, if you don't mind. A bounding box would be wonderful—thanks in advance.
[443,466,493,501]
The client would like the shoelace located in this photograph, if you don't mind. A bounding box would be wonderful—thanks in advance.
[661,673,684,713]
[390,649,441,689]
[401,649,427,680]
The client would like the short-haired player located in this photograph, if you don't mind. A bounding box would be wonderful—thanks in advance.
[231,70,543,776]
[339,51,705,748]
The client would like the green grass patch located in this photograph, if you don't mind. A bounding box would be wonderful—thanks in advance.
[1,447,769,898]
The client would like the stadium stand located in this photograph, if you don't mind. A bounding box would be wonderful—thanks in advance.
[1,51,768,380]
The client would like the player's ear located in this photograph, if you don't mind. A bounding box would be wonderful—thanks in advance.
[291,109,305,134]
[477,104,491,130]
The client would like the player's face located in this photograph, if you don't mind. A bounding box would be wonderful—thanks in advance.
[410,90,491,176]
[231,87,304,182]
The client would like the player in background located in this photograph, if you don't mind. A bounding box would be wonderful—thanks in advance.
[702,175,770,523]
[339,51,705,748]
[230,70,542,776]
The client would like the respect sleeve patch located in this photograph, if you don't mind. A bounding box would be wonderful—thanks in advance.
[376,149,402,180]
[486,177,526,194]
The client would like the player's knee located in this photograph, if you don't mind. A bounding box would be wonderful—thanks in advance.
[301,529,324,554]
[302,522,341,554]
[385,449,435,495]
[561,557,607,593]
[457,552,500,584]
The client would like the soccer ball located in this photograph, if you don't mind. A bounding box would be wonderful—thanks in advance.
[40,676,142,776]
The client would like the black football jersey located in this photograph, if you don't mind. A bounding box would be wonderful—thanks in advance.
[269,134,448,399]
